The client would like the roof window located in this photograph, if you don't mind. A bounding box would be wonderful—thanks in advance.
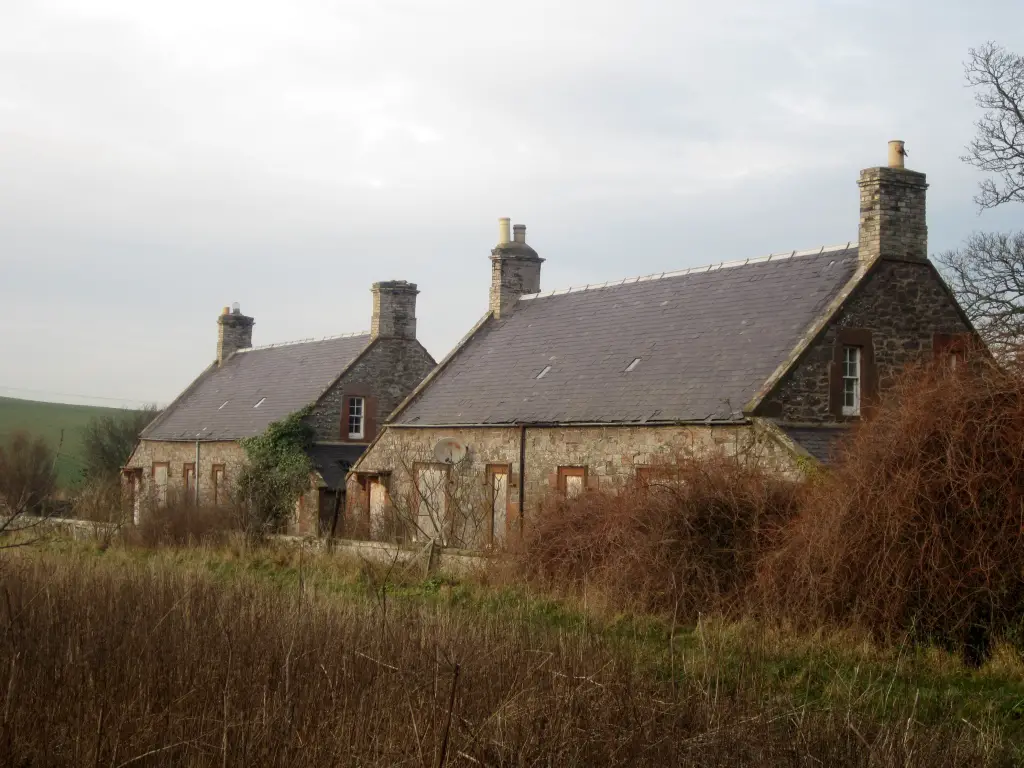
[254,397,266,408]
[218,401,229,410]
[625,358,641,372]
[536,365,552,379]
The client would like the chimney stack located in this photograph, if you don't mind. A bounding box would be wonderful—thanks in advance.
[857,139,928,267]
[489,218,543,319]
[371,280,419,340]
[216,303,254,365]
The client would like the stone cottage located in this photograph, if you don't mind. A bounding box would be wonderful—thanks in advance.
[348,142,978,549]
[124,280,435,534]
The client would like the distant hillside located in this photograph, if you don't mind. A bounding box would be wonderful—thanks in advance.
[0,396,143,488]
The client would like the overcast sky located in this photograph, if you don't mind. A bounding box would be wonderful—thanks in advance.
[2,0,1023,408]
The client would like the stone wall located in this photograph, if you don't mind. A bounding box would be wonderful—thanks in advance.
[309,338,436,442]
[762,261,970,422]
[349,422,799,547]
[125,439,246,506]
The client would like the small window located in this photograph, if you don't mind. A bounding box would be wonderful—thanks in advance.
[625,358,641,372]
[348,396,365,439]
[183,462,196,493]
[536,365,552,379]
[254,397,266,408]
[557,466,587,499]
[841,346,861,416]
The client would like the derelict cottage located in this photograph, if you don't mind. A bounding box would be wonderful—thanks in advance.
[124,280,435,534]
[348,142,977,549]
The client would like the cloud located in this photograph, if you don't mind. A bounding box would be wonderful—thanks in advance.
[1,0,1022,405]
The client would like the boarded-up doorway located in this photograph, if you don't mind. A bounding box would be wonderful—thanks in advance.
[368,478,387,538]
[487,464,509,547]
[414,463,449,544]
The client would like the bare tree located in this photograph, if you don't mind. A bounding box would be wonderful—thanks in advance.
[937,232,1024,357]
[81,405,160,482]
[0,430,60,546]
[963,42,1024,210]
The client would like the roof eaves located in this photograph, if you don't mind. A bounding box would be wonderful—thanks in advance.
[751,417,815,463]
[349,312,494,475]
[139,360,218,439]
[743,250,869,415]
[386,310,495,424]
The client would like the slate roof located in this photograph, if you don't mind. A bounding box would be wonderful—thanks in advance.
[307,444,367,488]
[394,245,860,426]
[780,426,850,464]
[142,334,372,441]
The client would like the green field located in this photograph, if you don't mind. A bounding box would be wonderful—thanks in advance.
[0,396,132,488]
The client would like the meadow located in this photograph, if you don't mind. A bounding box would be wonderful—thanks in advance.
[0,395,131,487]
[1,536,1021,767]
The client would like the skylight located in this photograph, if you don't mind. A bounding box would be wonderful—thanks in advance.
[536,365,552,379]
[625,358,641,372]
[218,401,229,410]
[254,397,266,408]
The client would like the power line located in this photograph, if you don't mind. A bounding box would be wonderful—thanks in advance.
[0,385,156,408]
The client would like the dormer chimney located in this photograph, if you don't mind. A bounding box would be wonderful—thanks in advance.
[371,280,419,340]
[489,218,543,319]
[216,303,254,365]
[857,139,928,267]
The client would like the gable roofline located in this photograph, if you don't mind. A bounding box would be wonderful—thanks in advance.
[744,255,985,415]
[310,336,379,409]
[520,242,857,302]
[234,330,370,354]
[349,311,494,473]
[140,332,375,445]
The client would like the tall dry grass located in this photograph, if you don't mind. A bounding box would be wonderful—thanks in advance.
[0,548,1015,767]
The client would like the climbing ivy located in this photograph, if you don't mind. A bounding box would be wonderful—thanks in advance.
[236,407,314,537]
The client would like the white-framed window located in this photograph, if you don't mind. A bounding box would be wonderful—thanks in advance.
[842,346,861,416]
[347,396,365,439]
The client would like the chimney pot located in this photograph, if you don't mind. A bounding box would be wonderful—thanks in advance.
[887,140,906,169]
[498,217,511,245]
[513,224,526,244]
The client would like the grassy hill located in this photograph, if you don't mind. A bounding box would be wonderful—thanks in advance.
[0,396,135,488]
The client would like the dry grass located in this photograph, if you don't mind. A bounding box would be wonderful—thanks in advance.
[0,541,1021,766]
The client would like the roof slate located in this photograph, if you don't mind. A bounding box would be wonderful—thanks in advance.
[394,247,860,425]
[780,426,850,464]
[307,444,366,488]
[142,335,372,441]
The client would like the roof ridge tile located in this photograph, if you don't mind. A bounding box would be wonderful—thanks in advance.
[519,242,857,301]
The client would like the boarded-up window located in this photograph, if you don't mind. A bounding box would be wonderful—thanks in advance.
[487,465,509,547]
[557,466,587,499]
[152,463,169,508]
[183,463,196,498]
[211,464,226,505]
[414,463,449,543]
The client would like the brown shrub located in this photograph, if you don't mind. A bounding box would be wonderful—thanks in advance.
[0,430,56,516]
[759,357,1024,662]
[132,494,238,547]
[515,455,802,617]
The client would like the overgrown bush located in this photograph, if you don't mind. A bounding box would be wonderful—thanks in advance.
[759,357,1024,663]
[0,429,56,516]
[131,493,237,547]
[235,408,314,538]
[516,455,802,617]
